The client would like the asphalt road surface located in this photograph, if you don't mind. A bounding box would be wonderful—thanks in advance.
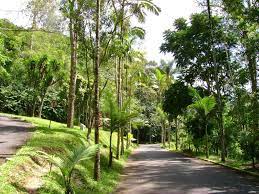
[115,144,259,194]
[0,116,32,164]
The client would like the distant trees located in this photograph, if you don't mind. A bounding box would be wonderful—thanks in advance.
[0,18,69,118]
[26,56,63,118]
[163,82,193,150]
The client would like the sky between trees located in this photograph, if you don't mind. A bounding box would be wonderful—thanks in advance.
[0,0,200,63]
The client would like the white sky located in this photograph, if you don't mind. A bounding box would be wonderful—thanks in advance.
[0,0,200,63]
[138,0,200,63]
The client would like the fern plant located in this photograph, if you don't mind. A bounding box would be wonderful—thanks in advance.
[37,144,99,194]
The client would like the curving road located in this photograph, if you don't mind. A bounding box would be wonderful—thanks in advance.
[0,116,33,164]
[115,144,259,194]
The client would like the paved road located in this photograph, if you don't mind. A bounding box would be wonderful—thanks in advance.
[0,116,33,164]
[115,144,259,194]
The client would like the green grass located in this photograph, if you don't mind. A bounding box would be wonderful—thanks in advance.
[196,154,259,178]
[0,113,135,194]
[162,143,259,178]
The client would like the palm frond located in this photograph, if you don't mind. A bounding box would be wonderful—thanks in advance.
[129,0,161,23]
[130,26,146,39]
[188,95,216,116]
[202,96,216,115]
[189,87,202,101]
[138,0,161,15]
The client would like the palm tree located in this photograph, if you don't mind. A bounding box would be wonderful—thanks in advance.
[111,0,160,158]
[62,0,82,128]
[103,93,136,167]
[189,89,216,158]
[153,68,169,145]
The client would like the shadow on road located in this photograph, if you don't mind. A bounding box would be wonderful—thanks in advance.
[116,144,259,194]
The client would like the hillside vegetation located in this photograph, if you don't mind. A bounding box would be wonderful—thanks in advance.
[0,114,133,194]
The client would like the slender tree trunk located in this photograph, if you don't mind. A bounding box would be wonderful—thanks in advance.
[94,0,101,181]
[137,129,140,145]
[120,58,125,155]
[115,59,121,160]
[168,123,171,149]
[205,122,209,158]
[118,57,124,156]
[120,127,124,155]
[67,6,78,128]
[126,130,129,147]
[38,90,47,118]
[161,126,163,144]
[169,125,170,147]
[118,0,126,156]
[206,0,225,162]
[86,87,94,143]
[246,46,258,149]
[245,0,258,134]
[252,155,255,169]
[32,96,37,117]
[149,128,152,144]
[109,130,113,168]
[162,123,166,147]
[127,122,131,148]
[175,117,178,150]
[125,61,130,149]
[127,77,133,149]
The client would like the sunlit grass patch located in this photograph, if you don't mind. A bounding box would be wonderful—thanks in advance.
[0,113,134,194]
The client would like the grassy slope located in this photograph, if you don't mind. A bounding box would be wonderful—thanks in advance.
[0,113,133,194]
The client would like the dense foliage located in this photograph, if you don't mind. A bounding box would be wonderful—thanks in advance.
[0,0,258,192]
[161,0,258,167]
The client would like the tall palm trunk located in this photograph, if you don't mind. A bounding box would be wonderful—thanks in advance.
[125,65,131,148]
[94,0,101,181]
[120,58,125,155]
[118,0,126,156]
[206,0,225,162]
[127,75,132,149]
[67,6,78,128]
[115,59,121,160]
